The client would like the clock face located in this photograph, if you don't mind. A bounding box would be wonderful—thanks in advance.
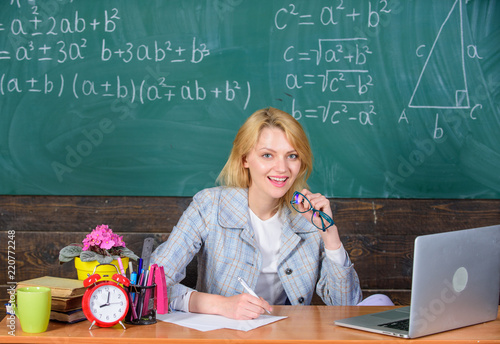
[87,283,128,324]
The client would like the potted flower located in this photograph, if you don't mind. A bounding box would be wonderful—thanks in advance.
[59,224,139,280]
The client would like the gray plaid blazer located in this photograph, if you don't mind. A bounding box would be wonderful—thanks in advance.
[151,187,362,309]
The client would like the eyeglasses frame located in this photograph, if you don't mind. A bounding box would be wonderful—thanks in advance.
[290,191,334,231]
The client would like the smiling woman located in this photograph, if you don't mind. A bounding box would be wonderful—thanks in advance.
[151,107,364,320]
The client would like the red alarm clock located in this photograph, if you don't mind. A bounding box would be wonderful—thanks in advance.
[82,263,130,330]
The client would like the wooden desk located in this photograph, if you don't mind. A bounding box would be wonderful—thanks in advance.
[1,306,499,343]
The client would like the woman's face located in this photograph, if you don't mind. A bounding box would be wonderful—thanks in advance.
[243,127,301,207]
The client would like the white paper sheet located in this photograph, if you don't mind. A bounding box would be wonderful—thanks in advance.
[157,311,287,332]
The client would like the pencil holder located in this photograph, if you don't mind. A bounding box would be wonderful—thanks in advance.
[125,284,157,325]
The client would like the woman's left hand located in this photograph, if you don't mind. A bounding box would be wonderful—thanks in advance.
[295,189,342,250]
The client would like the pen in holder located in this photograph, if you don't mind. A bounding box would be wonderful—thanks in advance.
[125,284,157,325]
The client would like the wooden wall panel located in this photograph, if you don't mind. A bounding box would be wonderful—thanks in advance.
[1,195,499,318]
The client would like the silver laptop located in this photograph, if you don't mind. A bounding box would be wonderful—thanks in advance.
[335,224,500,338]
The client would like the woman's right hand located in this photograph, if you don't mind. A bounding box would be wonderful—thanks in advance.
[189,291,272,320]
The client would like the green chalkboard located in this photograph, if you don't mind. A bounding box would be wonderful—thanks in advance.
[1,0,499,198]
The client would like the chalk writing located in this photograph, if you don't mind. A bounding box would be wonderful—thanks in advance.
[0,73,251,106]
[6,8,119,37]
[408,0,469,109]
[274,2,391,126]
[0,3,251,108]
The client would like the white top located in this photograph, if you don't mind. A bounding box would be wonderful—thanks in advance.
[249,209,287,305]
[249,209,347,305]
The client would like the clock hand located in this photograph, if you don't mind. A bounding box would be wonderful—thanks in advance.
[99,291,111,307]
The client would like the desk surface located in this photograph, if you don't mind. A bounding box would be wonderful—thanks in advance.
[1,306,499,344]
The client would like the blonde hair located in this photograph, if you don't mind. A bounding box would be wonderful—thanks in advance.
[217,107,313,210]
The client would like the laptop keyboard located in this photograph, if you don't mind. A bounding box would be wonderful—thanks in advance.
[380,318,410,331]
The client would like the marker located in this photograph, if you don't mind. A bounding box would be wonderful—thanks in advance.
[117,257,126,276]
[137,258,143,276]
[130,270,138,285]
[130,270,138,301]
[237,276,271,314]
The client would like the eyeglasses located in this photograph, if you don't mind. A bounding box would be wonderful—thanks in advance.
[290,191,334,231]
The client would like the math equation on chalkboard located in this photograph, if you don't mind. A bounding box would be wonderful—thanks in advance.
[0,3,252,109]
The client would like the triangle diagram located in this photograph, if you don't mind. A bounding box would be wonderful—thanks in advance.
[408,0,469,109]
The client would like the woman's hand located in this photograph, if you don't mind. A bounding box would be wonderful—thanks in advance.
[189,291,272,320]
[295,189,342,250]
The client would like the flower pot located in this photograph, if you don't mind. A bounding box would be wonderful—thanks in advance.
[74,257,129,281]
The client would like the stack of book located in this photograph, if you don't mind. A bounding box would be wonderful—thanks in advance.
[16,276,86,323]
